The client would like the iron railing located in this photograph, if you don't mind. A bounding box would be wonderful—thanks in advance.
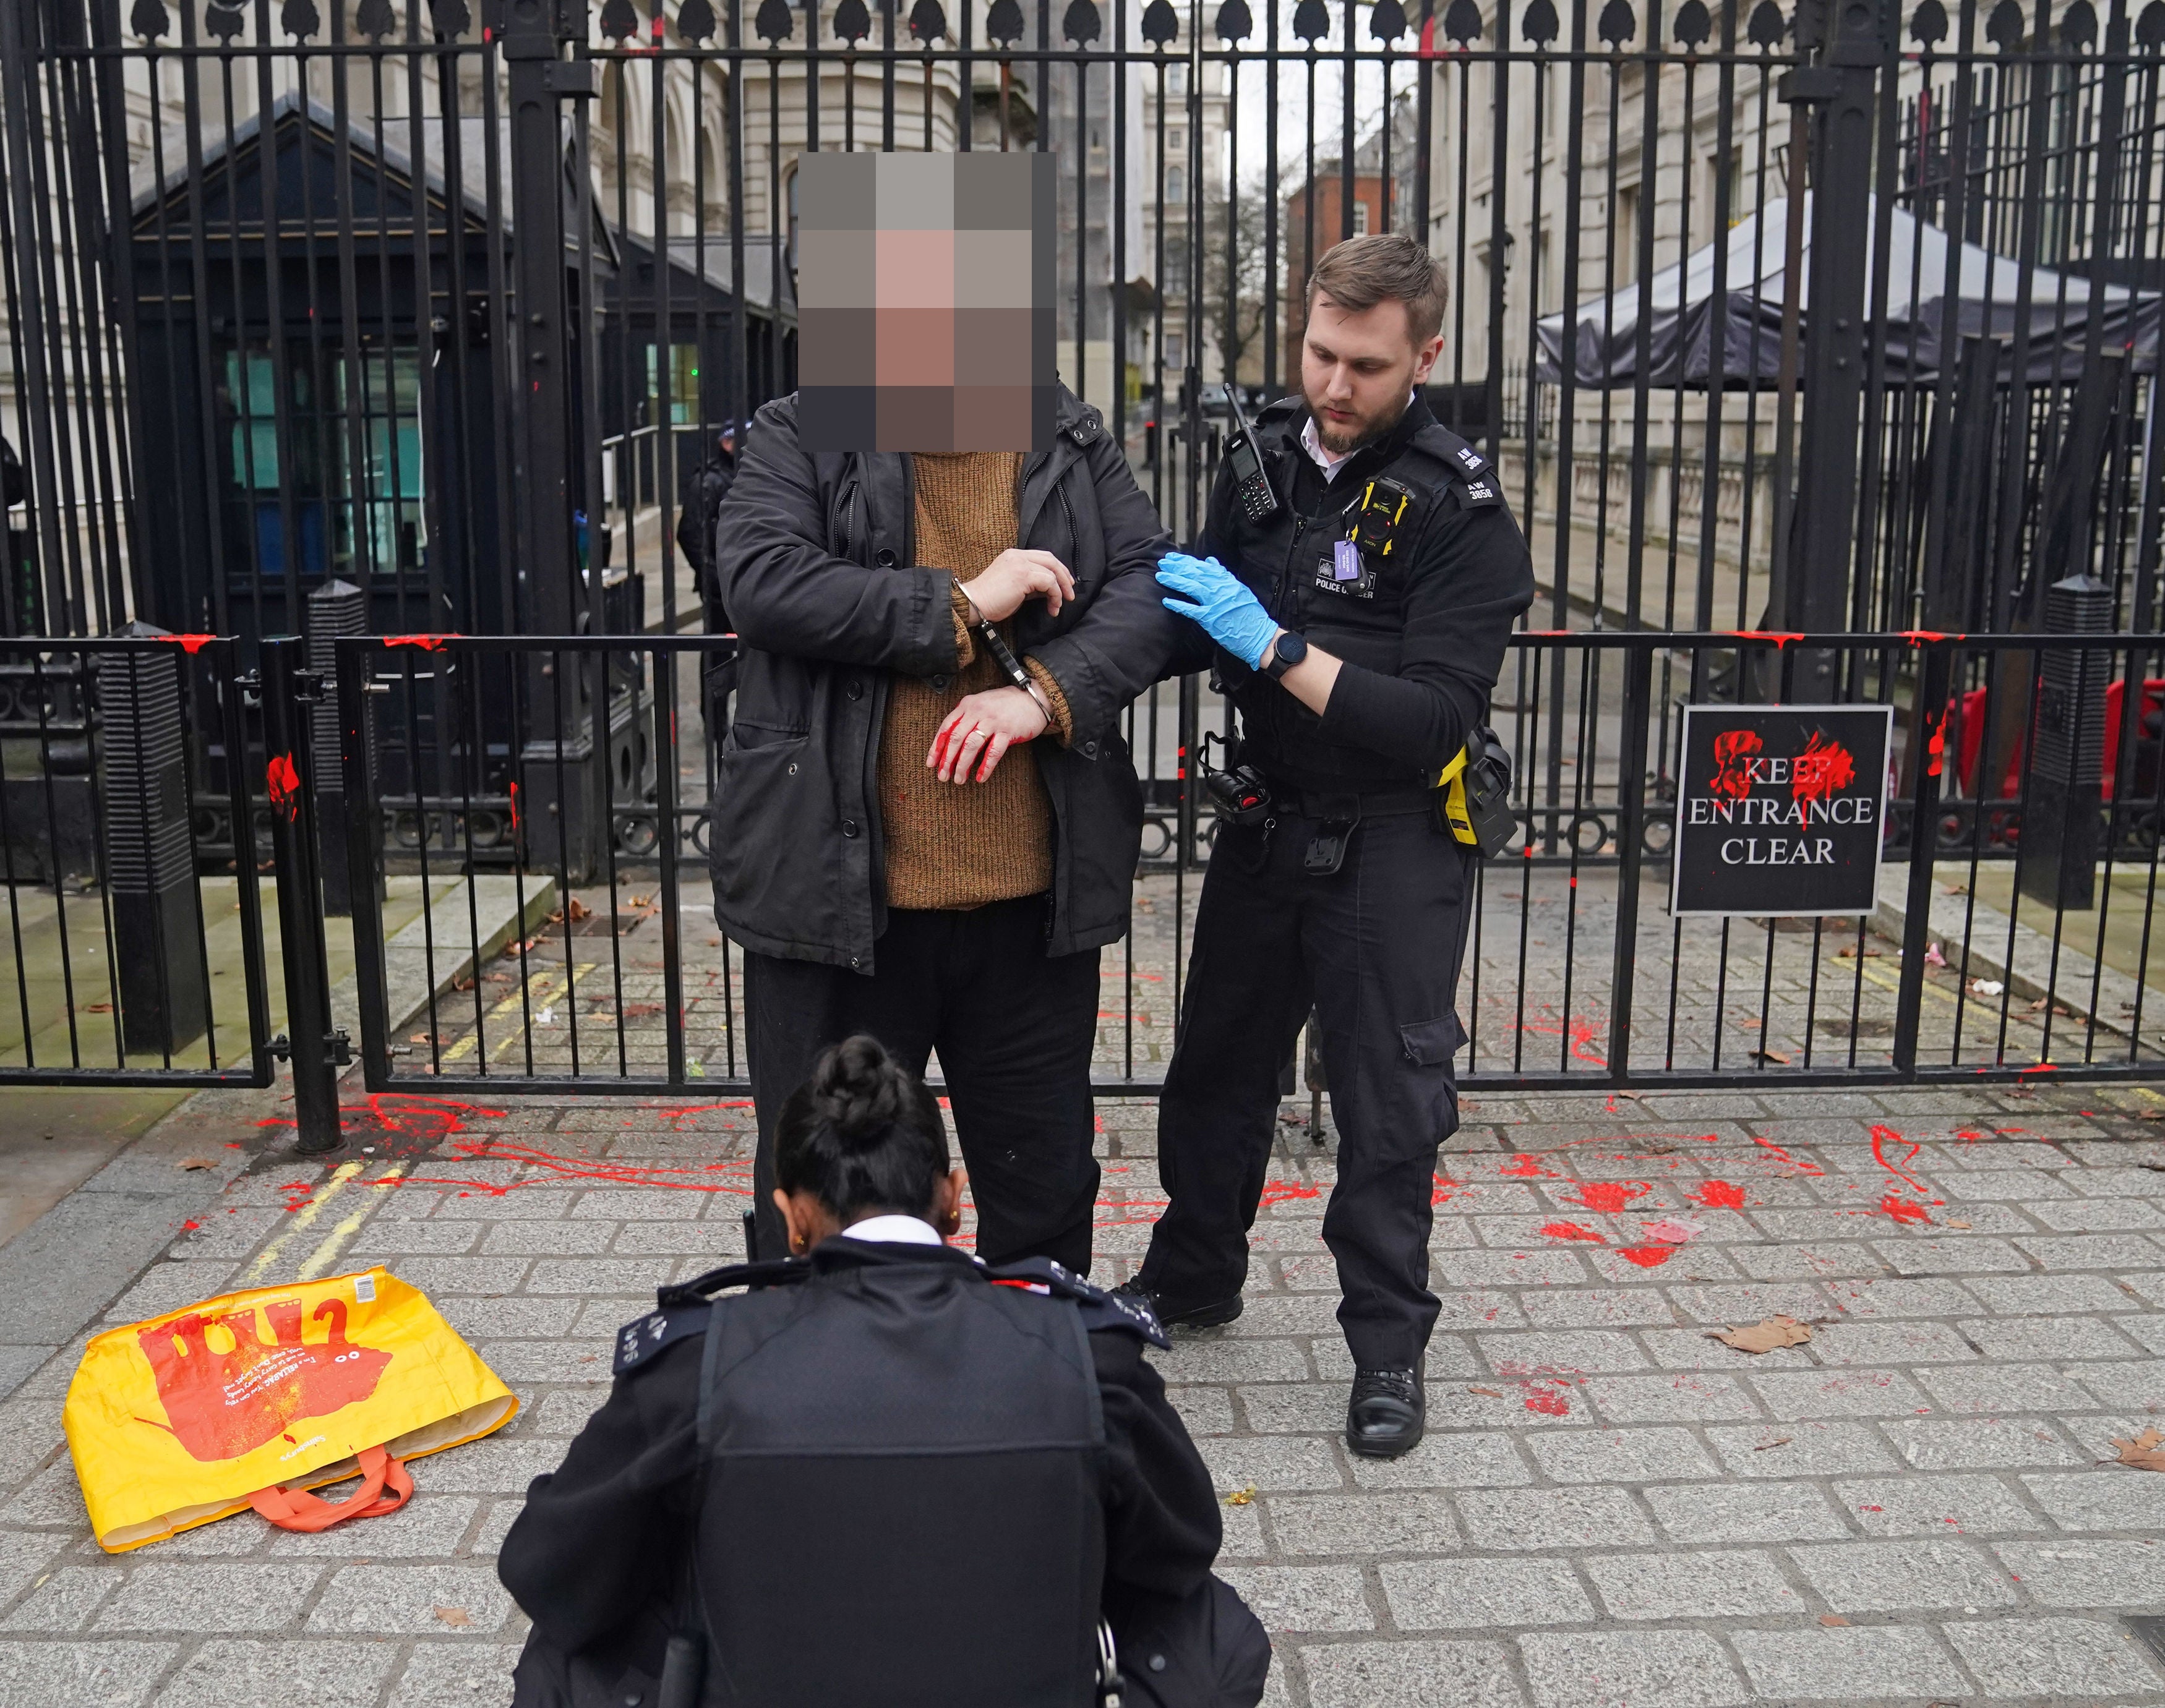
[328,630,2165,1107]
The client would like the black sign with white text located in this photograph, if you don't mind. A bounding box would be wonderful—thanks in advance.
[1670,704,1893,917]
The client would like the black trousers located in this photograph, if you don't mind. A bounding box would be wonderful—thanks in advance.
[744,895,1102,1273]
[1137,810,1473,1369]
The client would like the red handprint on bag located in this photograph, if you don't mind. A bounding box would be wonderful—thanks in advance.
[137,1296,390,1462]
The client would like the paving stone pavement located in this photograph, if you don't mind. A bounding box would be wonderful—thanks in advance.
[6,1078,2165,1706]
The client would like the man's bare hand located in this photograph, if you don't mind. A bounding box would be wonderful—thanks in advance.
[960,550,1075,623]
[928,688,1049,784]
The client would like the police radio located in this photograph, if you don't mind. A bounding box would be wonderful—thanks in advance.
[1220,387,1280,523]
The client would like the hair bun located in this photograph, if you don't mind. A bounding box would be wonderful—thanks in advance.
[812,1034,910,1153]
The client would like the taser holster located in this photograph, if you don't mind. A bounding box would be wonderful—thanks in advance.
[1434,726,1516,858]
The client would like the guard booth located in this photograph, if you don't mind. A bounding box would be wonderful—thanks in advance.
[121,92,781,884]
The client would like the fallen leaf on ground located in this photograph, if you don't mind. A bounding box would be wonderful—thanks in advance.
[1945,1218,1972,1230]
[1736,1017,1762,1030]
[622,1002,663,1018]
[1223,1485,1256,1506]
[1467,1386,1503,1398]
[1750,1048,1791,1065]
[2110,1426,2165,1471]
[84,1001,113,1014]
[177,1158,213,1171]
[409,1033,434,1046]
[1753,1435,1793,1451]
[1713,1317,1814,1353]
[1819,1614,1851,1627]
[432,1606,472,1628]
[1836,946,1885,959]
[1943,882,1968,895]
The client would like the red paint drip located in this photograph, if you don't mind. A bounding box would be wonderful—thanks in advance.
[1541,1221,1607,1244]
[265,752,301,821]
[1692,1179,1747,1210]
[508,780,521,838]
[1879,1192,1932,1226]
[1729,630,1805,648]
[161,633,218,654]
[1749,1133,1825,1176]
[1617,1244,1675,1267]
[1571,1180,1651,1214]
[1869,1124,1933,1199]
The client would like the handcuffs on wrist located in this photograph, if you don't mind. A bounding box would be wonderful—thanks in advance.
[954,575,1053,732]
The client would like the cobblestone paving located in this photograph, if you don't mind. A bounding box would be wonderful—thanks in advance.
[6,1077,2165,1703]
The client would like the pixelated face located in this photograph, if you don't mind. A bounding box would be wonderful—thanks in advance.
[795,153,1058,453]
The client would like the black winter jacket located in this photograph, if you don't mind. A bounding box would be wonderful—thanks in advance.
[710,387,1179,970]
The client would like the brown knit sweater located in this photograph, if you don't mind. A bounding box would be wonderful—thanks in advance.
[877,452,1074,912]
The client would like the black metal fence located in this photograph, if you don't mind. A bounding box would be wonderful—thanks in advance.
[319,631,2165,1117]
[8,0,2165,670]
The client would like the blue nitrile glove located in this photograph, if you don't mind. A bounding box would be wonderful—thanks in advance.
[1157,552,1278,671]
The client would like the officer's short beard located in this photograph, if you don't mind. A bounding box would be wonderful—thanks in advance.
[1305,383,1412,456]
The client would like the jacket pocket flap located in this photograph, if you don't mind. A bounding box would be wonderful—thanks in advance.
[1400,1013,1468,1067]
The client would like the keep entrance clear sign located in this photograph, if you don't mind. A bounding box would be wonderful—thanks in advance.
[1670,704,1894,917]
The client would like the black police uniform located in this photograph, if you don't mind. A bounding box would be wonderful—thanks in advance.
[499,1236,1270,1708]
[1136,393,1533,1371]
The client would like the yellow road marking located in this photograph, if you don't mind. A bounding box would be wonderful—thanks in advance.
[246,1160,365,1281]
[297,1164,407,1281]
[438,962,596,1063]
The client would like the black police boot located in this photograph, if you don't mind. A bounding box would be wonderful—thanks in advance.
[1346,1366,1424,1458]
[1111,1278,1244,1330]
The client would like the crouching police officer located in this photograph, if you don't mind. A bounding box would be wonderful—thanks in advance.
[1120,233,1533,1459]
[499,1033,1270,1708]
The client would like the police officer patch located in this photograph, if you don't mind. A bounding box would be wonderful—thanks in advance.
[1453,443,1487,475]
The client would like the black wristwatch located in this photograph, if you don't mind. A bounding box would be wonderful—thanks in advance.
[1263,630,1308,681]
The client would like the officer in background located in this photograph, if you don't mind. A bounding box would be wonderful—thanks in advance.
[1120,233,1533,1459]
[500,1034,1269,1708]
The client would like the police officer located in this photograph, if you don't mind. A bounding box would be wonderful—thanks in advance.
[1120,233,1534,1459]
[499,1034,1269,1708]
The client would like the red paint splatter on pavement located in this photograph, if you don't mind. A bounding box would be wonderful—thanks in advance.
[1258,1178,1323,1208]
[1869,1125,1932,1198]
[1749,1133,1825,1176]
[1879,1192,1933,1225]
[1571,1181,1652,1214]
[1497,1154,1551,1178]
[1617,1244,1675,1267]
[1541,1221,1608,1244]
[1692,1179,1747,1209]
[1522,1386,1571,1415]
[1431,1173,1459,1205]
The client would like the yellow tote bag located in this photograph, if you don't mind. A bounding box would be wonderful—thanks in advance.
[65,1265,517,1553]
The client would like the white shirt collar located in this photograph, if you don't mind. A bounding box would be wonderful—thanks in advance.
[839,1213,944,1247]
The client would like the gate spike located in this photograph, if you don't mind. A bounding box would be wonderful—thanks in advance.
[1596,0,1636,43]
[2059,0,2098,46]
[204,1,246,40]
[987,0,1026,44]
[1908,0,1947,43]
[2140,0,2165,45]
[1520,0,1560,43]
[1061,0,1102,43]
[677,0,717,39]
[755,0,797,38]
[834,0,872,39]
[1673,0,1710,43]
[601,0,640,38]
[1142,0,1178,42]
[130,0,169,37]
[356,0,397,39]
[1370,0,1408,40]
[280,0,320,38]
[429,0,471,36]
[1746,0,1786,44]
[1293,0,1332,39]
[1984,0,2024,45]
[1214,0,1253,40]
[908,0,946,40]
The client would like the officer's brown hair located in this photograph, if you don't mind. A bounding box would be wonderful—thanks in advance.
[775,1034,950,1223]
[1306,233,1449,348]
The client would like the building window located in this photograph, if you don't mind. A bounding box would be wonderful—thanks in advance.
[1168,62,1187,96]
[1613,184,1640,283]
[1166,166,1185,203]
[1164,332,1183,369]
[646,343,701,427]
[1352,198,1371,235]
